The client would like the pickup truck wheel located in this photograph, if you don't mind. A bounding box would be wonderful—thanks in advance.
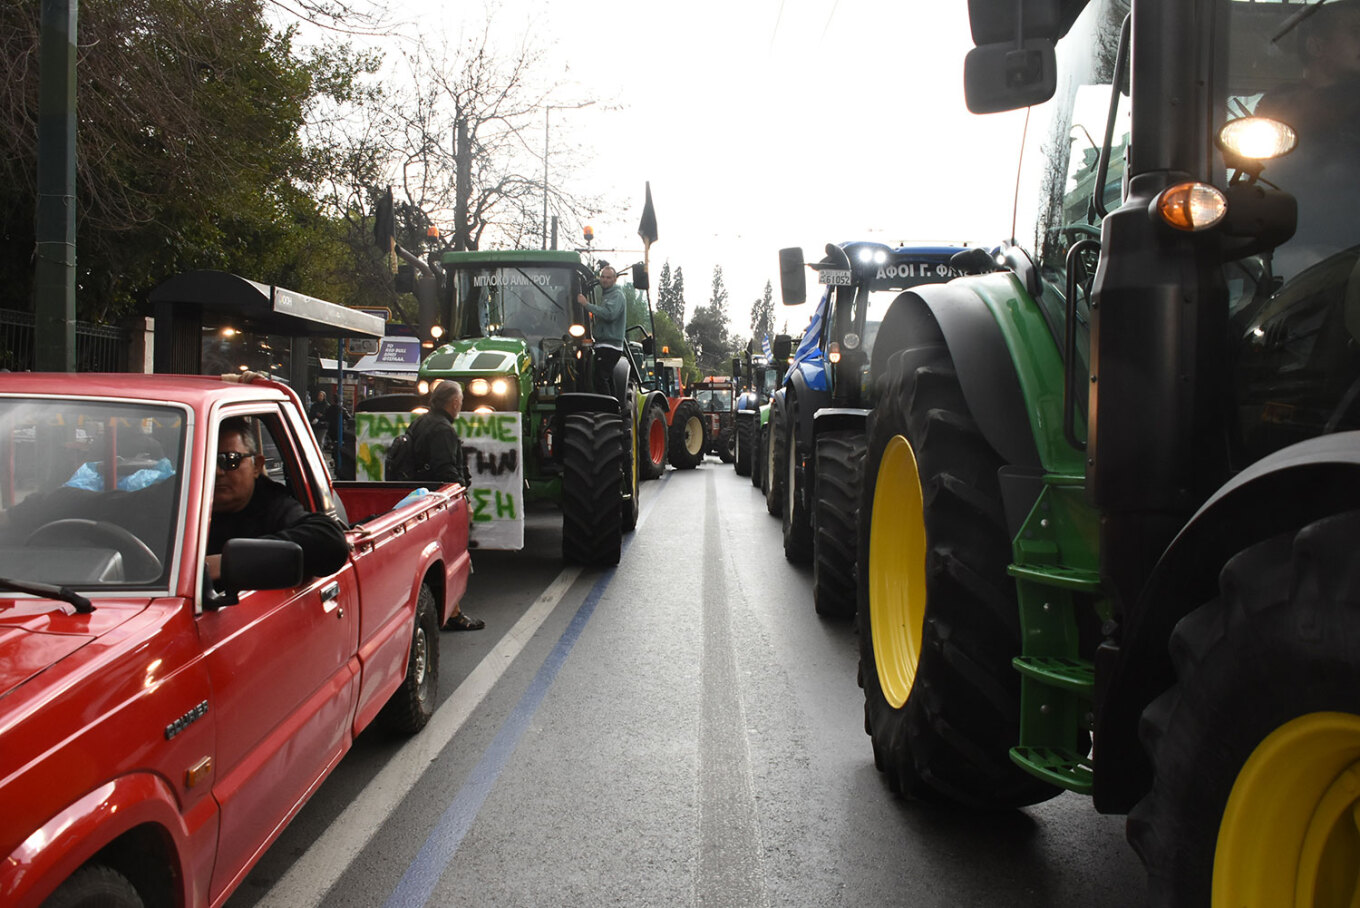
[640,403,668,480]
[782,403,812,563]
[765,407,785,516]
[734,413,754,476]
[382,584,440,735]
[1128,512,1360,908]
[562,412,624,565]
[857,347,1059,809]
[44,865,144,908]
[667,400,705,470]
[813,431,865,620]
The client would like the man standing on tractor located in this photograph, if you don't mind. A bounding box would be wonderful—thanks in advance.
[577,264,627,395]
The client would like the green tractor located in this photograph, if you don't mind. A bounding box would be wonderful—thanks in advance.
[731,339,785,480]
[417,249,664,566]
[856,0,1360,903]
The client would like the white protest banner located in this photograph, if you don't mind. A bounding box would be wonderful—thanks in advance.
[354,411,524,550]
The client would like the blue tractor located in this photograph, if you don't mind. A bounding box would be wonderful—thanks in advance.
[770,242,974,618]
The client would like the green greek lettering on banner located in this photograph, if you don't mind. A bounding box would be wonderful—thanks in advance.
[494,490,517,519]
[470,487,494,522]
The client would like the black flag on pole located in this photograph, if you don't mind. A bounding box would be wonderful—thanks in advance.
[637,182,658,251]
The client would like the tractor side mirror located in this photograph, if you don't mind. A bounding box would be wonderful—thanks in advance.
[779,248,806,306]
[964,40,1057,113]
[632,263,649,291]
[772,335,793,362]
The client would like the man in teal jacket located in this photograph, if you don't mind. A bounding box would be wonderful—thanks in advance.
[577,264,626,395]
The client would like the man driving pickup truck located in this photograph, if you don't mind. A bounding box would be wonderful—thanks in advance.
[205,415,349,582]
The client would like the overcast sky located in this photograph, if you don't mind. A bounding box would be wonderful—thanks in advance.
[378,0,1029,339]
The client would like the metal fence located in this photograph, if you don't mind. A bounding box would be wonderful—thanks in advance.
[0,309,130,372]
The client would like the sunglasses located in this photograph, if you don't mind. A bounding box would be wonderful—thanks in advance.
[216,451,256,472]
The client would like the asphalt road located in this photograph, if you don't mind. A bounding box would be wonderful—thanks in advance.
[227,458,1147,908]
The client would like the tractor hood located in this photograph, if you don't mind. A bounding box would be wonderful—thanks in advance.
[422,337,529,377]
[0,599,151,701]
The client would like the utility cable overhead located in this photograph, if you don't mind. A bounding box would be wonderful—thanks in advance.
[820,0,841,40]
[770,0,786,50]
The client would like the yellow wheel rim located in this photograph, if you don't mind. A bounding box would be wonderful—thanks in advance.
[1214,711,1360,907]
[868,435,927,710]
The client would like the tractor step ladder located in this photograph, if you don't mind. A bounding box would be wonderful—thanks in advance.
[1006,474,1102,795]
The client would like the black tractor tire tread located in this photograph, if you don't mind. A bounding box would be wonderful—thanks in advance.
[782,401,813,563]
[718,426,736,463]
[755,421,769,490]
[1127,510,1360,907]
[766,406,785,516]
[813,430,865,620]
[735,413,755,476]
[668,400,705,470]
[857,346,1058,810]
[622,391,639,533]
[562,412,624,565]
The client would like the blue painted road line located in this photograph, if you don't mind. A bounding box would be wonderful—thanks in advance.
[383,471,669,908]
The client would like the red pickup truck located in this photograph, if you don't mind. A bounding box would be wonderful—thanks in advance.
[0,373,471,908]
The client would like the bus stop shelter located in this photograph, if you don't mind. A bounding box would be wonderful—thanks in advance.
[149,270,385,391]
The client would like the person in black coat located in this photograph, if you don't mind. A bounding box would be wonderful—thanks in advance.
[409,381,484,631]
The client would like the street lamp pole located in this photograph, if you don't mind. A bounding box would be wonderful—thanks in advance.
[542,107,550,250]
[542,101,595,251]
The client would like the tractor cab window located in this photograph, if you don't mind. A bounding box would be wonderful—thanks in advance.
[1012,0,1130,418]
[449,266,575,346]
[1220,0,1360,459]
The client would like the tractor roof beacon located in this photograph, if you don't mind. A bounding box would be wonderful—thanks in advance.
[856,0,1360,903]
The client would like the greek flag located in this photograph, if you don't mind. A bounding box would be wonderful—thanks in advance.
[762,335,772,359]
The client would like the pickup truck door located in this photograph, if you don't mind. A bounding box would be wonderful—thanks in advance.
[195,409,360,901]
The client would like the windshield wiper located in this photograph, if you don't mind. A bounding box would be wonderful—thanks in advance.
[0,576,94,613]
[1273,0,1327,43]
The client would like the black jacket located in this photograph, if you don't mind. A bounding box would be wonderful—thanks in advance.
[408,408,470,487]
[208,476,350,578]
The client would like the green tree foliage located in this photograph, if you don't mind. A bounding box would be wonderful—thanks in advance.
[685,265,734,376]
[671,265,687,327]
[656,260,677,324]
[751,280,775,344]
[0,0,382,320]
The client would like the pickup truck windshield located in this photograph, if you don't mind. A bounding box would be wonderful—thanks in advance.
[0,399,186,588]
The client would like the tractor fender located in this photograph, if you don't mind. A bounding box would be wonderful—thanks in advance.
[782,368,832,462]
[1092,431,1360,813]
[552,392,623,451]
[641,389,668,418]
[871,277,1045,472]
[811,407,867,437]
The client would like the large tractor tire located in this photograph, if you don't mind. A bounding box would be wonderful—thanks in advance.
[735,412,755,477]
[668,399,706,470]
[782,400,813,563]
[718,425,736,464]
[640,402,668,480]
[562,412,623,566]
[857,346,1058,809]
[754,420,767,489]
[765,406,785,516]
[622,390,639,533]
[1127,510,1360,908]
[812,430,865,620]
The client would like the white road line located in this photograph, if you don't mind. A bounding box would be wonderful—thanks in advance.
[256,565,584,908]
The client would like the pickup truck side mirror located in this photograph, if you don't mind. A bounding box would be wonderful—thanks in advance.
[205,539,305,610]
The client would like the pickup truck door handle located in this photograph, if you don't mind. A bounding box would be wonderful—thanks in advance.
[320,582,341,614]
